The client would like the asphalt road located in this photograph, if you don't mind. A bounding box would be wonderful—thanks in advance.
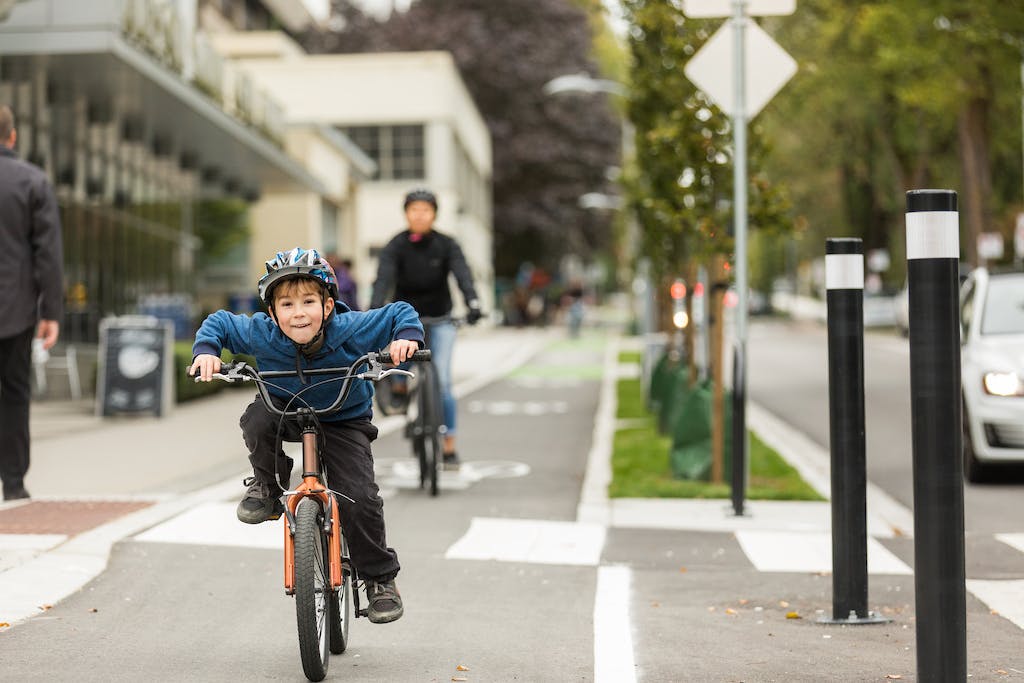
[747,317,1024,556]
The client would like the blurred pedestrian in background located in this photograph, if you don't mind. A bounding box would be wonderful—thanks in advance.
[327,254,359,310]
[0,104,64,501]
[563,278,585,338]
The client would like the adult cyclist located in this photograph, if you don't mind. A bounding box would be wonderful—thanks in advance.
[370,188,483,470]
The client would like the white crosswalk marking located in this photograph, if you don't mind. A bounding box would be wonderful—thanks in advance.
[445,517,606,566]
[734,530,913,575]
[134,502,280,549]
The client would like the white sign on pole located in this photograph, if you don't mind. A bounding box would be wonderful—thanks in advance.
[684,19,797,119]
[977,232,1005,261]
[682,0,796,18]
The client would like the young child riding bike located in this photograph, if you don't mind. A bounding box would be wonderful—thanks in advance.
[188,247,423,624]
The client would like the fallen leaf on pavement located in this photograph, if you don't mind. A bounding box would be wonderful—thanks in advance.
[725,608,737,615]
[991,609,1001,616]
[785,612,801,620]
[88,608,98,613]
[738,599,749,605]
[456,665,469,672]
[779,600,790,608]
[0,622,9,629]
[452,678,468,682]
[995,670,1008,675]
[38,604,53,611]
[885,675,903,680]
[679,567,687,573]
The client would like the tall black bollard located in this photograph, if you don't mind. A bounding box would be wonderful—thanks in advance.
[820,238,888,625]
[905,189,966,681]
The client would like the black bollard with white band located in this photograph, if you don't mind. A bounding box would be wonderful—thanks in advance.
[905,189,966,681]
[820,238,888,626]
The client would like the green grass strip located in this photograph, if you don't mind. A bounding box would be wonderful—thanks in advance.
[610,377,823,501]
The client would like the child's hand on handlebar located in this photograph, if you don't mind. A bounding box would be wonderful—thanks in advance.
[188,353,222,381]
[386,339,419,365]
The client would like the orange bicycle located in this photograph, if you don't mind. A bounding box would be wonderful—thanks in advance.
[203,349,429,681]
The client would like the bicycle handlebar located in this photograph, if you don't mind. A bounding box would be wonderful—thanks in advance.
[377,349,431,364]
[194,348,431,418]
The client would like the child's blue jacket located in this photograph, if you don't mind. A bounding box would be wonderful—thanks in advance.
[192,301,423,421]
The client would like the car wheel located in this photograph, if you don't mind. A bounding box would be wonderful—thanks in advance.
[962,402,985,483]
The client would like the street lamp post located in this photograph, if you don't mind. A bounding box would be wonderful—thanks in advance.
[544,72,658,383]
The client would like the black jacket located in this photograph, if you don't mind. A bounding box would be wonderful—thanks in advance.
[370,229,478,317]
[0,147,64,338]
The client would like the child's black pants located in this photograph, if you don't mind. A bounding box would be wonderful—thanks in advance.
[239,397,400,581]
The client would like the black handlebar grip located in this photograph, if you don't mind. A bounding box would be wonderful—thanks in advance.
[378,349,432,364]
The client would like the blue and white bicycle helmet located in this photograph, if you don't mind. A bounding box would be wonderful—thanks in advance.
[258,247,339,306]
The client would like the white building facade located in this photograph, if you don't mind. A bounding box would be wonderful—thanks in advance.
[213,34,494,313]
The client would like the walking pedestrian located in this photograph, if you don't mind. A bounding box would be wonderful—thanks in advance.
[0,104,64,501]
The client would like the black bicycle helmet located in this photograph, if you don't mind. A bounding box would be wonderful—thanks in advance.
[403,188,438,210]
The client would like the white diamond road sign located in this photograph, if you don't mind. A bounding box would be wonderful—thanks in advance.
[683,19,797,119]
[682,0,796,17]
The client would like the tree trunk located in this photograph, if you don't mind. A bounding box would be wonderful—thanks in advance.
[709,254,727,484]
[958,95,992,268]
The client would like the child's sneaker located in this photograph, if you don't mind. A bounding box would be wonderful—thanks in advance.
[365,578,404,623]
[236,476,284,524]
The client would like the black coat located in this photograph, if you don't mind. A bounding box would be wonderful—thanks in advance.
[369,229,478,318]
[0,146,64,338]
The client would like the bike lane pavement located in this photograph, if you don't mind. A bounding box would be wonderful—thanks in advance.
[1,324,1022,681]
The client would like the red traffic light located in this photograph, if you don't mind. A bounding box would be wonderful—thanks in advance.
[670,281,686,300]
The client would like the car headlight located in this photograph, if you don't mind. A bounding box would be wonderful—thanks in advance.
[982,371,1024,397]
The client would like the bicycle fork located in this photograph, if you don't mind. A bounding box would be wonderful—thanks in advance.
[283,428,344,595]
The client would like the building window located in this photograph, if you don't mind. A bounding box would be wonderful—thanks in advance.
[339,124,424,181]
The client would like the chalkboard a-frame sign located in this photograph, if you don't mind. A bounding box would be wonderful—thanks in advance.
[95,316,175,417]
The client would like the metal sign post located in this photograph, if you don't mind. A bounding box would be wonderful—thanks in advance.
[683,0,796,512]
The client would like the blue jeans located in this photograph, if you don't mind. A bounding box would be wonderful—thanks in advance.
[425,320,457,436]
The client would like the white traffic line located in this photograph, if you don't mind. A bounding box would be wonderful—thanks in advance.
[965,579,1024,630]
[996,533,1024,554]
[444,517,606,566]
[734,530,912,575]
[593,565,637,683]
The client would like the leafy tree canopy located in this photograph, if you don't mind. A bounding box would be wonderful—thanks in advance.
[304,0,624,278]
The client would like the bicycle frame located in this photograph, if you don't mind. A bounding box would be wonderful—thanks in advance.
[283,413,345,593]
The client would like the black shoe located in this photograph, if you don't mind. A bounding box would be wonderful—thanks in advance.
[236,476,284,524]
[3,485,30,501]
[443,452,461,471]
[366,578,404,624]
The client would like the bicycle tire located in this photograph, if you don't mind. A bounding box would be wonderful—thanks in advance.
[329,534,352,654]
[418,363,443,497]
[294,497,331,681]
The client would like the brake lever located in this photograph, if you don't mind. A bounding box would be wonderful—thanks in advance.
[356,365,415,381]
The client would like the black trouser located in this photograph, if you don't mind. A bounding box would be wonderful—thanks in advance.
[239,398,400,581]
[0,326,33,493]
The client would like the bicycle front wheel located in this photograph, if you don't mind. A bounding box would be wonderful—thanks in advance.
[294,497,331,681]
[329,534,352,654]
